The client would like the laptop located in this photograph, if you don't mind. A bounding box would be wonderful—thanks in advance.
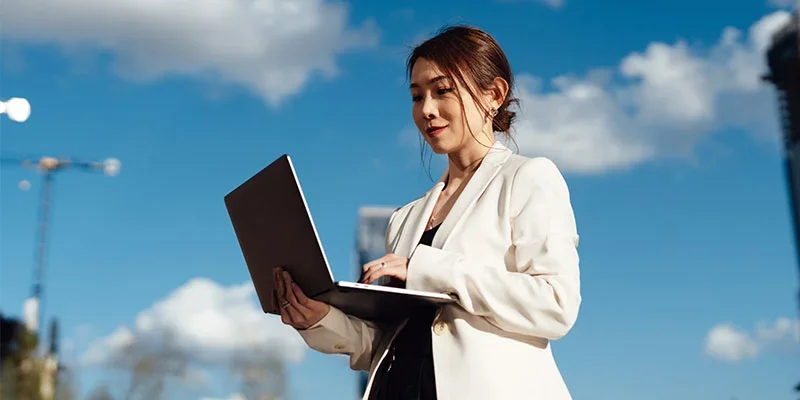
[224,154,456,322]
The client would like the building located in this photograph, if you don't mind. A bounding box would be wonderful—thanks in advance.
[763,9,800,307]
[356,206,397,286]
[354,206,396,395]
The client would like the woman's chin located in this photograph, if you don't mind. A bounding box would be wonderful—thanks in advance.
[429,146,450,155]
[424,138,455,155]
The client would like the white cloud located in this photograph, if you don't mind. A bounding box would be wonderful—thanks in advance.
[1,0,379,106]
[756,316,800,340]
[755,316,800,354]
[705,317,799,363]
[81,277,306,369]
[704,323,760,362]
[508,11,792,174]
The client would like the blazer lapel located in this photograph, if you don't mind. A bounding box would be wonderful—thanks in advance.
[432,141,512,249]
[393,181,445,258]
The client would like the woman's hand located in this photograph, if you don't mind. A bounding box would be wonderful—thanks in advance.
[360,253,410,284]
[273,267,330,330]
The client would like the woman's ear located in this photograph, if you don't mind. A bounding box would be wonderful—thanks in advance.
[491,76,510,108]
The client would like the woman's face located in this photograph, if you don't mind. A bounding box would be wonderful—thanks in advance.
[410,58,492,155]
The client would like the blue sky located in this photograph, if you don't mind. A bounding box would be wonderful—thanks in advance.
[1,0,799,399]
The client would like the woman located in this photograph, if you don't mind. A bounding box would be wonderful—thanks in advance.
[273,25,581,400]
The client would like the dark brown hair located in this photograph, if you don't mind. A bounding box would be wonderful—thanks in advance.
[406,25,519,142]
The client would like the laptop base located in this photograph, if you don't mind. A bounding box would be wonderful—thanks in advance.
[314,283,456,322]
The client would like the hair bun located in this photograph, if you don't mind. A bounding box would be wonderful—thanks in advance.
[492,97,518,133]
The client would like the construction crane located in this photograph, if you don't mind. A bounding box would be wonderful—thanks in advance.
[1,155,120,400]
[0,155,121,335]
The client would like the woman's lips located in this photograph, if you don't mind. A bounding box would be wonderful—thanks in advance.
[427,126,447,137]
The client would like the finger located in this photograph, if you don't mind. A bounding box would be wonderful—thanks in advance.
[291,281,310,306]
[368,261,408,284]
[285,284,312,321]
[362,254,391,273]
[275,267,286,298]
[275,270,297,322]
[276,290,292,324]
[360,257,392,282]
[281,308,295,326]
[283,271,303,306]
[275,290,290,320]
[282,272,313,320]
[286,304,306,327]
[366,258,401,282]
[361,264,382,284]
[360,266,378,283]
[278,297,301,327]
[363,265,388,284]
[280,310,289,325]
[280,295,307,327]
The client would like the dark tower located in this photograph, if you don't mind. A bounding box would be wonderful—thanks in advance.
[762,10,800,396]
[764,9,800,306]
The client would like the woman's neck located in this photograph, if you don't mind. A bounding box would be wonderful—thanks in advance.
[445,135,495,189]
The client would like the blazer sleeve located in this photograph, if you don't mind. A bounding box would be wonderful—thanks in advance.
[295,305,385,371]
[295,208,400,371]
[405,157,581,340]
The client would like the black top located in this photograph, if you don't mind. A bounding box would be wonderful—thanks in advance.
[373,224,440,399]
[419,223,440,247]
[390,224,440,355]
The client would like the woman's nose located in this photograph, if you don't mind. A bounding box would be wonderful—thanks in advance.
[421,97,437,119]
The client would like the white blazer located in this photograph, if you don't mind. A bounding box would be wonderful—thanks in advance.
[298,141,581,400]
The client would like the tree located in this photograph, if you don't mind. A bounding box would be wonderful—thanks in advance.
[0,314,43,400]
[85,328,292,400]
[228,345,289,400]
[86,329,191,400]
[53,367,78,400]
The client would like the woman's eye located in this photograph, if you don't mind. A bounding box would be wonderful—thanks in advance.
[437,88,453,95]
[411,95,422,102]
